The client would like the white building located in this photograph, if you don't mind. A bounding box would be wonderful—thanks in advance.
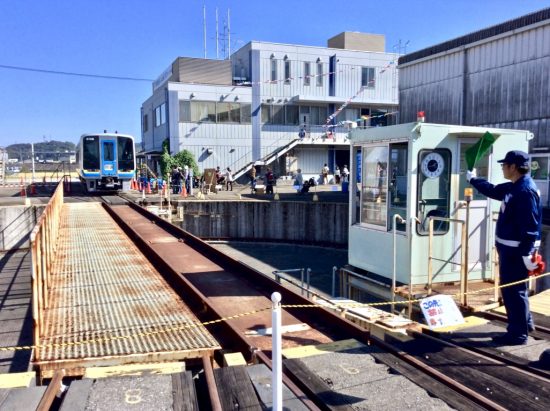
[141,32,398,180]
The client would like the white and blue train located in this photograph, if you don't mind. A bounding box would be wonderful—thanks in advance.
[76,132,136,192]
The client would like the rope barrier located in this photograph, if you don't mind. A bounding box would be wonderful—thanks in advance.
[1,272,549,353]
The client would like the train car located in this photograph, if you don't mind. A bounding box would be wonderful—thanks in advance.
[76,132,136,192]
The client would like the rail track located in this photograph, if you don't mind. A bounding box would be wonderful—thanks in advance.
[3,194,549,410]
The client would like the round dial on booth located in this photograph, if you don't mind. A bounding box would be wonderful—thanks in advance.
[421,152,445,179]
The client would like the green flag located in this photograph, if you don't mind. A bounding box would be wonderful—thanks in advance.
[465,131,496,171]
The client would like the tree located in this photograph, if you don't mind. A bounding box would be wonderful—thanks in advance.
[173,150,199,177]
[158,138,200,180]
[159,139,173,179]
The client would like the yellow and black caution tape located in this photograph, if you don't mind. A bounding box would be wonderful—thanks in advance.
[1,272,549,353]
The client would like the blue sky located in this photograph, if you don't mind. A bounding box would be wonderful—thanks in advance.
[0,0,547,146]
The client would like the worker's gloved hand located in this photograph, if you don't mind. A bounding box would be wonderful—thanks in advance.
[466,168,477,182]
[522,254,539,271]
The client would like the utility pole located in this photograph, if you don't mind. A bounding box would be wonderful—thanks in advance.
[203,4,207,58]
[216,7,219,59]
[227,9,231,58]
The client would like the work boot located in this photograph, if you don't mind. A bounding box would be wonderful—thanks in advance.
[492,333,527,346]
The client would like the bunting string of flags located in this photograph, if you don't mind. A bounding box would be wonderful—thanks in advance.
[326,110,400,129]
[324,85,369,126]
[379,60,395,74]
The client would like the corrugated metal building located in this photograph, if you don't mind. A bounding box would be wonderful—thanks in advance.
[141,32,399,180]
[397,8,550,202]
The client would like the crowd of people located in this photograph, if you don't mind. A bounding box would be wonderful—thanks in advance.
[170,165,194,195]
[165,162,350,196]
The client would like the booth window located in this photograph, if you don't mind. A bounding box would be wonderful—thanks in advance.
[388,143,408,231]
[416,149,452,235]
[361,145,389,228]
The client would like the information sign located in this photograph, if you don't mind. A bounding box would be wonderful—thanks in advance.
[420,294,464,329]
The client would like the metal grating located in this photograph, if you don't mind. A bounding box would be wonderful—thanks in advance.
[37,202,219,363]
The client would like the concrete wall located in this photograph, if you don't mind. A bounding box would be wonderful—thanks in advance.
[0,206,44,251]
[177,201,348,245]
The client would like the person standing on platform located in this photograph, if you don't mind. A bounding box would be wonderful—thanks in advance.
[225,167,233,191]
[171,165,181,194]
[467,150,542,345]
[265,168,275,194]
[188,166,194,196]
[249,166,257,193]
[321,163,329,185]
[183,165,190,193]
[294,169,304,193]
[334,166,341,184]
[342,165,349,182]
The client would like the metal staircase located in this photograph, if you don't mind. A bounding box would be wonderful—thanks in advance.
[232,138,302,180]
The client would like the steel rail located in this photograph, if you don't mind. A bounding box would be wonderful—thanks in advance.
[476,310,550,336]
[255,351,323,411]
[419,327,550,380]
[202,354,223,411]
[369,334,507,411]
[37,369,65,411]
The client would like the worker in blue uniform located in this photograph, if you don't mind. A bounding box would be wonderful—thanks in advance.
[467,150,541,345]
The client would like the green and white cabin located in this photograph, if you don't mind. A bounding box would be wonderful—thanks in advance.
[347,122,533,290]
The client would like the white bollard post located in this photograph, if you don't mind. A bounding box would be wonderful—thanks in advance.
[271,292,282,411]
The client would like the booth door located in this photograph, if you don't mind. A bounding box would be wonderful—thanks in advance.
[452,140,490,274]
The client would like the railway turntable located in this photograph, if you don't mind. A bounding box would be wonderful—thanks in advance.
[32,202,220,378]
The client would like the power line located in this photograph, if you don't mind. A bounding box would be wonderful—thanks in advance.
[0,64,154,82]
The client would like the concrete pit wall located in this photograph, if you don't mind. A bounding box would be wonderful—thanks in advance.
[177,201,348,246]
[0,206,44,251]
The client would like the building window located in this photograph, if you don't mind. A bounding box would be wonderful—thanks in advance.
[310,105,328,125]
[361,67,375,88]
[190,101,216,122]
[142,114,149,132]
[240,103,251,123]
[285,105,299,125]
[271,105,285,125]
[180,101,251,124]
[262,104,271,123]
[217,102,240,123]
[284,60,291,83]
[271,59,277,82]
[316,62,323,86]
[261,104,301,125]
[179,101,190,122]
[154,107,160,127]
[304,62,311,86]
[154,103,166,127]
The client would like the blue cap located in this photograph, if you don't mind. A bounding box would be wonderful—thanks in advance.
[497,150,529,168]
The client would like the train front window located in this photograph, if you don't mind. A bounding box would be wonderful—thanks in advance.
[103,142,114,161]
[117,137,134,171]
[83,136,99,170]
